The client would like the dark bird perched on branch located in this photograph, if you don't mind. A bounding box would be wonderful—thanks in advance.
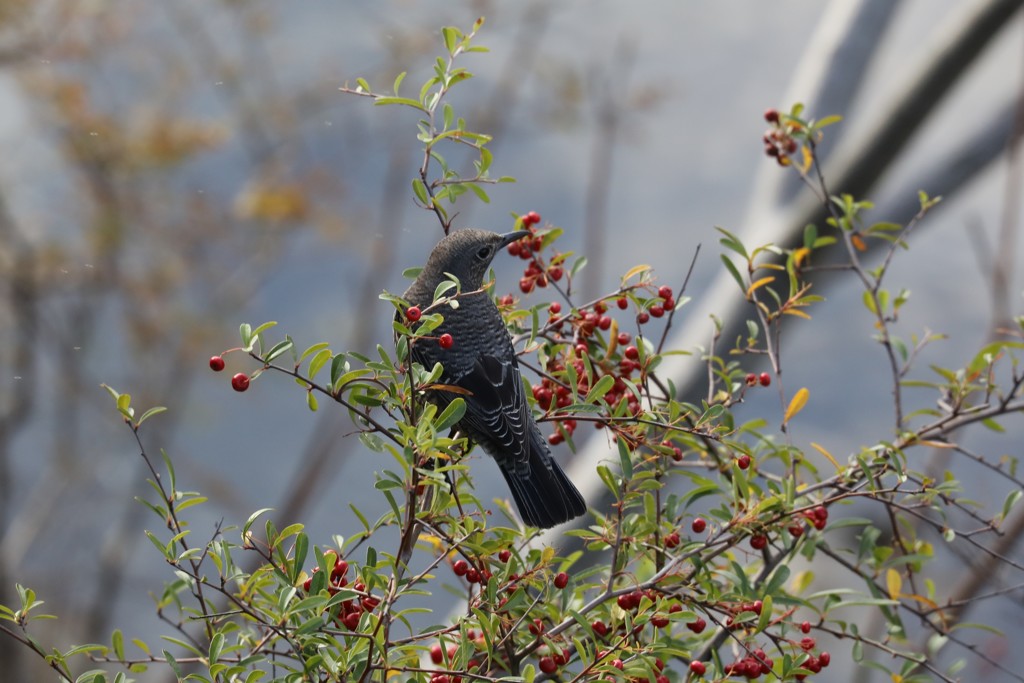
[402,229,586,528]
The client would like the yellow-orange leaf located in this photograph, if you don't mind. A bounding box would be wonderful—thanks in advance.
[851,233,867,251]
[903,593,940,611]
[810,442,842,472]
[621,264,652,283]
[800,145,813,174]
[886,568,902,600]
[783,388,809,426]
[746,276,775,299]
[793,247,810,267]
[782,308,812,319]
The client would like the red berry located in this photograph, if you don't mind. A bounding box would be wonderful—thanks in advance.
[592,619,609,636]
[554,572,569,589]
[525,211,541,225]
[519,277,534,294]
[751,600,763,614]
[406,306,422,322]
[750,534,768,550]
[538,656,557,674]
[800,637,816,650]
[759,372,771,386]
[818,651,830,667]
[452,559,469,576]
[528,618,544,635]
[745,372,757,386]
[764,108,780,123]
[788,523,805,537]
[687,617,707,633]
[664,531,680,548]
[737,454,752,469]
[343,611,360,630]
[616,296,629,309]
[507,241,521,256]
[692,517,707,533]
[689,660,706,676]
[651,615,669,628]
[331,559,349,579]
[611,659,624,670]
[617,332,631,345]
[548,266,563,281]
[430,644,444,664]
[658,285,673,300]
[549,302,562,315]
[548,431,564,446]
[624,346,639,360]
[637,311,650,324]
[649,305,665,318]
[465,568,480,583]
[438,333,454,349]
[656,676,669,683]
[231,373,250,392]
[209,356,225,372]
[302,576,312,592]
[498,549,511,563]
[800,620,811,634]
[532,236,543,252]
[598,315,612,330]
[617,593,633,610]
[669,603,682,614]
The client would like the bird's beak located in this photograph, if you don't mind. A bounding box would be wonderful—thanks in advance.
[499,230,531,248]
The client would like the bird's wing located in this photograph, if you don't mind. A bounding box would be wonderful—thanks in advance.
[450,353,531,467]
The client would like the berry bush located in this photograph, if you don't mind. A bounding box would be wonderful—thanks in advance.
[3,19,1023,683]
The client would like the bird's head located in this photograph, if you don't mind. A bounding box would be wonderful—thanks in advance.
[421,228,529,290]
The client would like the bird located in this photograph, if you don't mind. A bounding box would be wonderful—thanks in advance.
[401,228,587,528]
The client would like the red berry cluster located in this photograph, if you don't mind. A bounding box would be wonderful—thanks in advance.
[723,647,774,679]
[428,635,484,683]
[209,354,253,392]
[798,505,829,533]
[745,371,772,387]
[301,554,378,631]
[450,557,493,585]
[506,212,566,294]
[763,108,800,166]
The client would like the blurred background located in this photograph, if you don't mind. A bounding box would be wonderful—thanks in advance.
[1,0,1022,680]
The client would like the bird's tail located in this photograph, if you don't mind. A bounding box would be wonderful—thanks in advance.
[498,426,586,529]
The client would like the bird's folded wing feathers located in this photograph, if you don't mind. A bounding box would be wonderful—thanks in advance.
[452,354,530,465]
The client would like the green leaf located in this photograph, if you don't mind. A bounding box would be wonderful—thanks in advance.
[136,406,167,426]
[434,398,466,432]
[308,348,333,379]
[265,339,294,363]
[393,71,407,94]
[243,508,274,537]
[720,254,745,292]
[112,629,124,661]
[373,96,425,109]
[617,436,633,480]
[585,374,615,404]
[412,178,429,206]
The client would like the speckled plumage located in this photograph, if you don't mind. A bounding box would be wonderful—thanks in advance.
[403,229,586,528]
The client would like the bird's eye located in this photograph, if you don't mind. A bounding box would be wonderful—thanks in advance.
[476,245,492,260]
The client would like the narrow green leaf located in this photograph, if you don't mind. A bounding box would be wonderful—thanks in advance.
[136,406,167,426]
[434,398,466,432]
[617,436,633,480]
[720,254,745,292]
[265,339,294,363]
